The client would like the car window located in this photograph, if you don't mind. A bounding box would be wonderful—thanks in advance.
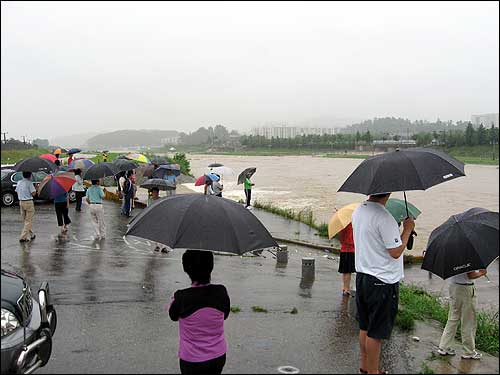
[11,172,23,182]
[1,171,9,180]
[33,171,48,183]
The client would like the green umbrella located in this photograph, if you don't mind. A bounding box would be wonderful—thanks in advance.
[386,198,421,224]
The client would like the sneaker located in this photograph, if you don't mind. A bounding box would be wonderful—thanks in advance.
[161,248,170,253]
[437,348,456,356]
[19,238,28,242]
[246,206,253,210]
[154,246,160,252]
[461,351,482,360]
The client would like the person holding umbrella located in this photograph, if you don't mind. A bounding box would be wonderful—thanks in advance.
[437,269,487,360]
[421,207,499,360]
[121,171,134,217]
[163,168,177,196]
[86,179,106,240]
[244,173,254,209]
[15,171,37,242]
[53,188,71,234]
[72,168,86,212]
[168,250,230,375]
[352,193,415,375]
[338,223,355,296]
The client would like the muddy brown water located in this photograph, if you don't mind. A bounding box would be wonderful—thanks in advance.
[186,154,499,256]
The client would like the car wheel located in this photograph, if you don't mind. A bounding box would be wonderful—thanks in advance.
[68,191,76,202]
[2,192,15,206]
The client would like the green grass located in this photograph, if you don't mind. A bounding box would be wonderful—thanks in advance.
[324,153,372,159]
[399,283,499,356]
[1,148,50,164]
[230,306,241,313]
[418,363,435,374]
[395,307,415,331]
[251,305,268,313]
[252,200,330,238]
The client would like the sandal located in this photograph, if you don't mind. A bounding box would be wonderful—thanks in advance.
[342,290,351,296]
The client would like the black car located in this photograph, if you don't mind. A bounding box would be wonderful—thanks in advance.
[1,269,57,374]
[1,169,77,207]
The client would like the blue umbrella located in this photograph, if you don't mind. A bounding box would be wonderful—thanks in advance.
[206,173,220,182]
[152,164,181,178]
[69,159,94,170]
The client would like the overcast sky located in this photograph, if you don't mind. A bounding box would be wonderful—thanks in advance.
[1,1,499,141]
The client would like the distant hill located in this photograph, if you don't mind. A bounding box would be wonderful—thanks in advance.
[86,129,179,149]
[50,131,101,148]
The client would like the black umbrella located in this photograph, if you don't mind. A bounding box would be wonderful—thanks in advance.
[338,148,465,215]
[152,164,181,178]
[208,163,224,168]
[150,157,168,165]
[66,148,81,155]
[421,208,499,279]
[126,194,278,255]
[238,167,257,185]
[14,157,58,173]
[82,162,119,180]
[140,178,176,191]
[112,158,139,172]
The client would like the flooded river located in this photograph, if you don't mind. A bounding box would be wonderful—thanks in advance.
[186,154,499,256]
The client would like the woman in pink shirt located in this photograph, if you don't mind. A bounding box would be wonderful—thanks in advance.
[169,250,230,374]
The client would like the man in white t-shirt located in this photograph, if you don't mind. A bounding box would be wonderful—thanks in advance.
[352,192,415,374]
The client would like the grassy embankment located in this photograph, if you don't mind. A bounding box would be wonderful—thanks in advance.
[250,200,329,238]
[324,145,499,165]
[397,284,499,357]
[1,148,50,164]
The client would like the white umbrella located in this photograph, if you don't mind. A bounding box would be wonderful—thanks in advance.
[209,166,234,183]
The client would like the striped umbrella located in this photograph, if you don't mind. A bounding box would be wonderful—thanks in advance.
[126,153,149,164]
[69,158,95,170]
[39,154,57,163]
[37,171,76,200]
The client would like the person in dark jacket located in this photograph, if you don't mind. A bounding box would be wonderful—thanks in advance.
[169,250,230,375]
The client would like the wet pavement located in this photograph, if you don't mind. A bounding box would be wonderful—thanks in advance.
[1,201,419,374]
[2,196,499,374]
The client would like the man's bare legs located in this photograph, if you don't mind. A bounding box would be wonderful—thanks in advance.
[359,330,382,374]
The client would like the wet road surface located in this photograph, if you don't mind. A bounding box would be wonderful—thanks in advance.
[0,200,471,373]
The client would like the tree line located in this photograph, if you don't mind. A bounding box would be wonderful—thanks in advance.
[240,120,499,150]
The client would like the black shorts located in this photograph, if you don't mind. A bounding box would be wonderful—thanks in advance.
[355,273,399,340]
[338,252,355,274]
[179,353,226,375]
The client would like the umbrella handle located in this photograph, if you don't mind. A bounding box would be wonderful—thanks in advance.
[403,191,409,218]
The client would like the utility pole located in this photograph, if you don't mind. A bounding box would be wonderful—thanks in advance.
[1,132,7,144]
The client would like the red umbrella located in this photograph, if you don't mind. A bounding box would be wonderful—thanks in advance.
[37,171,76,199]
[39,154,57,163]
[195,175,210,186]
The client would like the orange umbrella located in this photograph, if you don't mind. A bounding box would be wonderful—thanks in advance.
[53,148,62,155]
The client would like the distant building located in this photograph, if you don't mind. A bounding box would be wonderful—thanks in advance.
[161,135,180,145]
[251,125,335,139]
[471,113,499,127]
